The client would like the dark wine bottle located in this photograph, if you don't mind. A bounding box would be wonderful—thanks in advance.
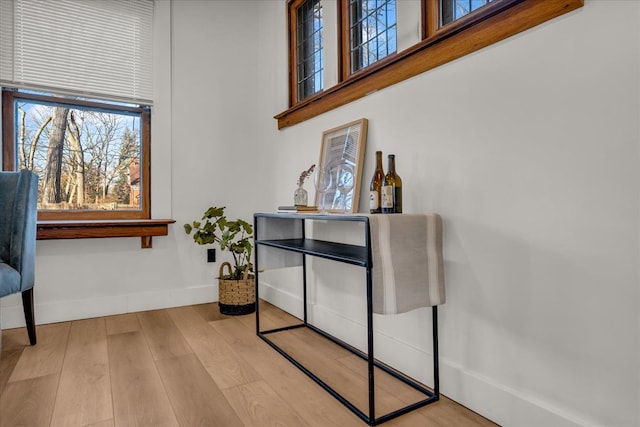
[381,154,402,213]
[369,151,384,213]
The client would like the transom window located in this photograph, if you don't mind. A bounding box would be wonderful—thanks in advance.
[348,0,397,74]
[440,0,494,27]
[294,0,324,102]
[279,0,583,129]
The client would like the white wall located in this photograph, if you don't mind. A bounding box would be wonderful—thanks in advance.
[1,1,638,426]
[254,1,640,426]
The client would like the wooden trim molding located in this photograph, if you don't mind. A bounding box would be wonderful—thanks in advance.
[287,0,302,106]
[275,0,584,129]
[37,219,176,249]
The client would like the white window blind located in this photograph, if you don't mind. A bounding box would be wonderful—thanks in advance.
[0,0,153,104]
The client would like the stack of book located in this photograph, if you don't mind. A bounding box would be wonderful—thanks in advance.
[277,205,318,213]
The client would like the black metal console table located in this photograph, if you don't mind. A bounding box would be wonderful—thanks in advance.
[253,212,439,426]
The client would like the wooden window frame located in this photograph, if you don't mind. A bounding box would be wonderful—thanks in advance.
[2,89,151,221]
[289,0,325,105]
[276,0,584,129]
[2,89,172,248]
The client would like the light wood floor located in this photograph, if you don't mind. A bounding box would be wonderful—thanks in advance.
[0,302,497,427]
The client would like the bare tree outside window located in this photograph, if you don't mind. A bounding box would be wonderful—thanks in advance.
[9,92,146,213]
[350,0,397,74]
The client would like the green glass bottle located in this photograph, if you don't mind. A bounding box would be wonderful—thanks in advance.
[381,154,402,213]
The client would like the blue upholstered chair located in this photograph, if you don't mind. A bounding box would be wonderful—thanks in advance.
[0,170,38,345]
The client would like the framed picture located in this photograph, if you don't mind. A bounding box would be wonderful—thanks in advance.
[315,118,368,213]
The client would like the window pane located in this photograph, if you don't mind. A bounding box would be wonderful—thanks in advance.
[12,95,144,212]
[296,0,323,101]
[440,0,494,27]
[350,0,397,74]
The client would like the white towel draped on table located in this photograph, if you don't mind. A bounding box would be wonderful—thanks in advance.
[367,213,445,315]
[255,213,445,315]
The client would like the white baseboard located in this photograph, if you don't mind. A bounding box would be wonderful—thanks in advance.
[258,281,592,427]
[0,285,216,329]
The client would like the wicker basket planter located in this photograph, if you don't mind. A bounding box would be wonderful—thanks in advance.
[218,261,256,315]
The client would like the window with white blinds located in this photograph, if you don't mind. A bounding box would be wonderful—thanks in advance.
[0,0,153,105]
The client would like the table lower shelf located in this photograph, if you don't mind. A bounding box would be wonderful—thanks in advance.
[258,321,438,425]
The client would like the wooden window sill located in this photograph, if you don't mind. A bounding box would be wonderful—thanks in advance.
[36,219,176,249]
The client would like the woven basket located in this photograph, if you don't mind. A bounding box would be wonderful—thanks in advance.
[218,261,256,315]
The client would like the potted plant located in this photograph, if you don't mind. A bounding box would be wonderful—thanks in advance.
[184,206,255,315]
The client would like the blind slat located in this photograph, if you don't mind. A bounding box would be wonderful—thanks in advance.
[0,0,153,104]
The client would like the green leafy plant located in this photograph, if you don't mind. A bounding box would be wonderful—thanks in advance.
[184,206,253,280]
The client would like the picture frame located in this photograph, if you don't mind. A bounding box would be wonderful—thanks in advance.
[315,118,368,213]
